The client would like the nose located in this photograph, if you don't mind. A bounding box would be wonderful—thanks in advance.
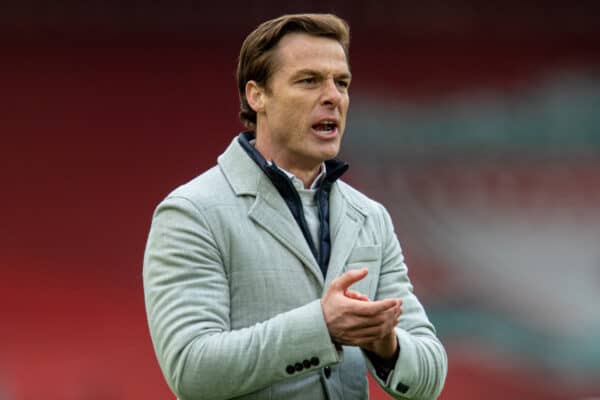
[320,78,342,107]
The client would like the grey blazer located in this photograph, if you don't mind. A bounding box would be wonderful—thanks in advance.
[143,137,447,400]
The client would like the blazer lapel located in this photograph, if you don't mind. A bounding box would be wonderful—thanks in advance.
[325,183,366,289]
[248,174,324,286]
[218,136,349,288]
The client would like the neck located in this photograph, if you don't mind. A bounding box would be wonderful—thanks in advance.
[254,134,321,189]
[283,165,322,189]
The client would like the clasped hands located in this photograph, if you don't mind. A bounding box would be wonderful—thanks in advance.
[321,268,402,360]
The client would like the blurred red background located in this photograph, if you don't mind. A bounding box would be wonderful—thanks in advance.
[2,2,600,399]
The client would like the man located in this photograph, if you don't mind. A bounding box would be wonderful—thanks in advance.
[143,13,447,400]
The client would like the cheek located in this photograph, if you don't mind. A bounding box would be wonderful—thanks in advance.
[339,100,349,123]
[341,96,350,112]
[287,100,311,125]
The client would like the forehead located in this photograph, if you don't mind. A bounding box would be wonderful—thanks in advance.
[271,32,349,76]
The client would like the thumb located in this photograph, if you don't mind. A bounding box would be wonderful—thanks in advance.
[332,268,368,292]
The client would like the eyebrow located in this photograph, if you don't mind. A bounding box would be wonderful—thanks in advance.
[291,68,352,80]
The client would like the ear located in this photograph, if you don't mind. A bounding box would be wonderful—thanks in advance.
[245,80,266,113]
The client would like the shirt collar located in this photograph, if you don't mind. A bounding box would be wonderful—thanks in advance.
[275,163,326,191]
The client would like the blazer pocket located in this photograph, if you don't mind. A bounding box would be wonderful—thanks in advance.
[345,245,381,300]
[346,245,381,264]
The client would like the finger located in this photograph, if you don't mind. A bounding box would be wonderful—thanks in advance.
[334,325,389,345]
[332,268,368,292]
[344,289,369,301]
[337,307,399,332]
[378,299,401,319]
[350,298,398,317]
[331,304,398,330]
[341,313,389,330]
[395,302,403,320]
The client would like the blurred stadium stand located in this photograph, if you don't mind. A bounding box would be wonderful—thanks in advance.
[1,1,599,399]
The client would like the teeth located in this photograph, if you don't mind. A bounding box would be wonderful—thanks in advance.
[313,121,336,134]
[319,121,334,127]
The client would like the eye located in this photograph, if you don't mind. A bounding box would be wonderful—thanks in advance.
[336,80,350,89]
[298,77,317,85]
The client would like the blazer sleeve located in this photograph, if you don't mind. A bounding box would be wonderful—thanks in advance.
[364,203,448,400]
[143,196,340,400]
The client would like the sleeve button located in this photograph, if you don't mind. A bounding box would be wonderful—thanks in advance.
[303,359,311,369]
[310,357,320,366]
[295,362,303,372]
[286,365,295,375]
[396,382,409,393]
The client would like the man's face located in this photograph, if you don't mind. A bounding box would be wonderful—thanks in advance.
[254,33,351,170]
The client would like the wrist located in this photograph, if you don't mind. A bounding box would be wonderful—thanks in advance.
[369,332,399,361]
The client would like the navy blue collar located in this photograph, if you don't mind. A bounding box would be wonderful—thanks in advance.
[237,131,348,190]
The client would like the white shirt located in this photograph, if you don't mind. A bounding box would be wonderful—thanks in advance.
[250,139,326,255]
[279,165,326,254]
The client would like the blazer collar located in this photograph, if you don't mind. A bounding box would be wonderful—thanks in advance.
[217,133,263,196]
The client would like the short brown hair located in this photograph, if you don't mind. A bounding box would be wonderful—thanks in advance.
[236,13,350,129]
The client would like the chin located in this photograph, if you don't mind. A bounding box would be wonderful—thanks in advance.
[317,148,340,162]
[304,142,341,163]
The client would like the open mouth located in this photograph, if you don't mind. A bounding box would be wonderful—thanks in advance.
[312,121,338,136]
